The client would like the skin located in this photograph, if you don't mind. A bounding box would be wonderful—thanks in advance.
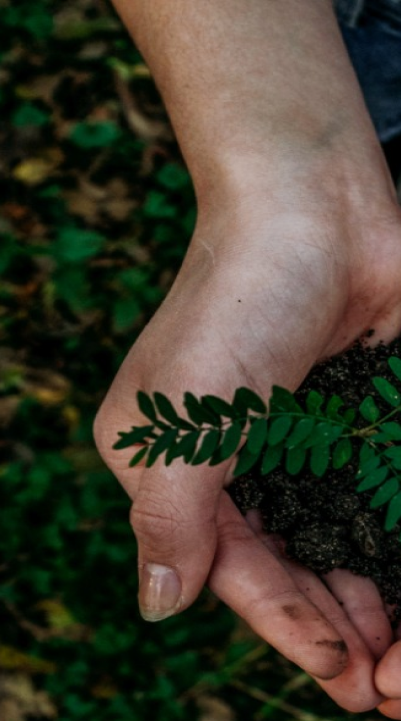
[93,0,401,714]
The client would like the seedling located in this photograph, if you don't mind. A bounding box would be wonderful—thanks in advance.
[114,356,401,537]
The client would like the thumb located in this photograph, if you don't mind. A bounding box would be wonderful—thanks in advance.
[132,458,226,621]
[94,395,228,622]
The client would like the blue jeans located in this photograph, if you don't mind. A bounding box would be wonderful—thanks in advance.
[334,0,401,144]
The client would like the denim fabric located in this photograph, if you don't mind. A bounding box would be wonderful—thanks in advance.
[334,0,365,26]
[334,0,401,142]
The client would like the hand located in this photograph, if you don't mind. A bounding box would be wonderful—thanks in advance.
[101,0,401,711]
[375,634,401,717]
[94,162,401,713]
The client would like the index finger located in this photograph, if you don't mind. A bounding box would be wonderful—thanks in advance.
[208,494,349,680]
[208,494,383,713]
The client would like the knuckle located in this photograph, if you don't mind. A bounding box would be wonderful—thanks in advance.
[130,496,184,551]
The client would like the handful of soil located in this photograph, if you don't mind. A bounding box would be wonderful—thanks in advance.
[229,335,401,619]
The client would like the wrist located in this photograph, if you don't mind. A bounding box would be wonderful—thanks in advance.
[192,119,399,236]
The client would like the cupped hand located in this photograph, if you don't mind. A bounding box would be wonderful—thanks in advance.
[94,183,401,713]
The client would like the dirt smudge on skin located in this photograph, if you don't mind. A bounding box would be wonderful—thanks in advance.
[281,604,302,620]
[315,639,348,654]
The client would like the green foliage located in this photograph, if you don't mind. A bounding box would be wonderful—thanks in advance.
[12,102,50,127]
[69,121,121,150]
[117,357,401,540]
[2,1,53,40]
[53,227,106,263]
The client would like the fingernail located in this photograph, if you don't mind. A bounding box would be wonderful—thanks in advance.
[138,563,182,622]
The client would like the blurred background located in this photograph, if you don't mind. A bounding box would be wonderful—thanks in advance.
[0,1,399,719]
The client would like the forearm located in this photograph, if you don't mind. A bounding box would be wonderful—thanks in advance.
[110,0,383,205]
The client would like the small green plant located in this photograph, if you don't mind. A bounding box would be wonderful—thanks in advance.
[115,356,401,537]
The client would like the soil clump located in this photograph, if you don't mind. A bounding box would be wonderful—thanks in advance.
[229,334,401,620]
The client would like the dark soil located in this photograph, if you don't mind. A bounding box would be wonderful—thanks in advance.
[229,334,401,620]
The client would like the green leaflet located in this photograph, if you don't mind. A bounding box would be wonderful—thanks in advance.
[379,422,401,442]
[357,445,380,478]
[302,421,342,449]
[359,395,380,423]
[359,442,376,465]
[247,417,268,455]
[233,387,267,415]
[285,418,315,449]
[332,438,353,470]
[113,424,155,450]
[137,391,157,423]
[383,446,401,470]
[261,443,283,475]
[219,421,243,461]
[267,416,293,446]
[146,428,179,467]
[305,390,324,415]
[128,446,148,468]
[202,394,236,419]
[370,477,399,509]
[357,465,389,492]
[269,386,301,414]
[184,392,217,425]
[388,356,401,383]
[325,395,344,420]
[153,392,180,425]
[191,429,221,465]
[233,445,259,477]
[385,491,401,531]
[357,456,381,478]
[372,377,401,408]
[310,444,330,478]
[165,430,200,465]
[285,446,307,476]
